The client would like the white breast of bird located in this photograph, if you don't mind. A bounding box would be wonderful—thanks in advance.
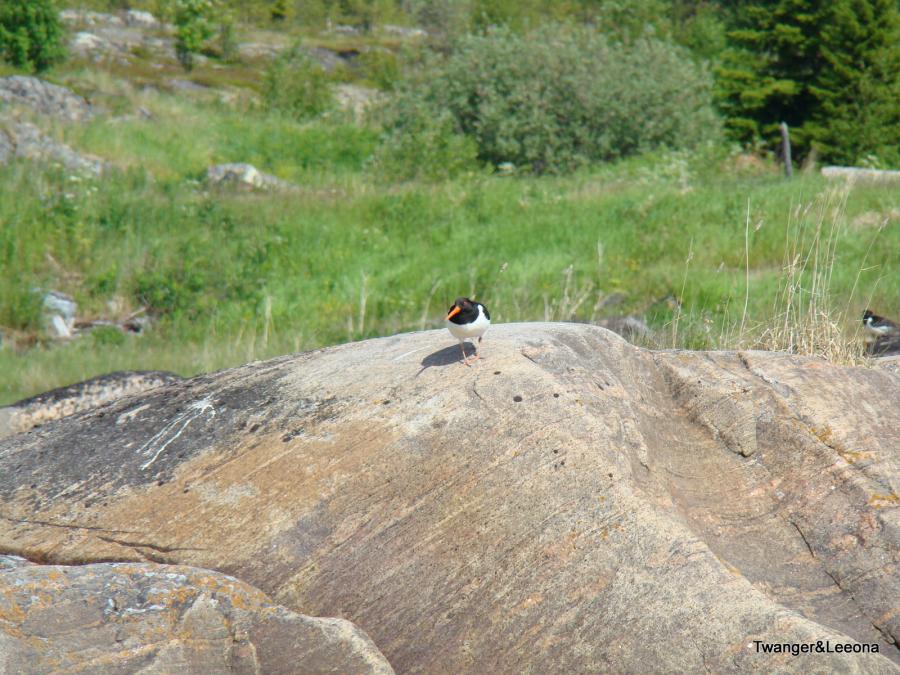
[447,304,491,340]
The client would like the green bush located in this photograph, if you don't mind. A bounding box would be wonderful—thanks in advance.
[173,0,218,71]
[370,104,479,181]
[91,325,126,346]
[0,281,43,332]
[0,0,66,73]
[263,46,333,119]
[215,9,238,62]
[357,49,400,90]
[270,0,291,22]
[379,25,721,174]
[402,0,472,47]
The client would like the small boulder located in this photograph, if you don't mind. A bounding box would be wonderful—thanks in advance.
[0,121,107,175]
[206,163,295,192]
[335,84,383,118]
[381,24,428,39]
[123,9,159,28]
[59,9,124,28]
[42,287,77,338]
[70,31,111,57]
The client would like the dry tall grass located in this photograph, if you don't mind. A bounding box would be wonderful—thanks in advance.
[739,185,884,365]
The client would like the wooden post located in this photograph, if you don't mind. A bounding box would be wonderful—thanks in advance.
[780,122,793,178]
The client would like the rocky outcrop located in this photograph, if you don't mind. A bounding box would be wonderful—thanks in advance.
[61,9,172,62]
[0,323,897,672]
[70,30,115,58]
[0,555,393,674]
[0,370,182,439]
[123,9,161,29]
[60,9,125,28]
[0,76,93,122]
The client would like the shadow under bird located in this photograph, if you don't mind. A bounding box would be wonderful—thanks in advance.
[446,297,491,366]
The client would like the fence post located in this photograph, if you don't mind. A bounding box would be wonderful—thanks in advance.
[780,122,793,178]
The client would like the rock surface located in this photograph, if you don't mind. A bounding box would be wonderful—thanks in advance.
[0,76,93,122]
[61,9,173,62]
[0,555,393,674]
[0,323,898,673]
[0,370,182,440]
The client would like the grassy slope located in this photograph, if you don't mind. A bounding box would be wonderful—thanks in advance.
[0,63,897,405]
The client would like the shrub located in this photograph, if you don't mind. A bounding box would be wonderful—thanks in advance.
[379,25,721,174]
[370,104,479,181]
[0,0,66,73]
[357,49,400,90]
[338,0,398,33]
[402,0,472,47]
[270,0,291,22]
[0,281,43,332]
[263,46,333,119]
[215,9,238,62]
[173,0,218,71]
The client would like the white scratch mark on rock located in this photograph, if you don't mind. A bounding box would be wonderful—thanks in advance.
[392,346,428,361]
[138,397,216,471]
[117,403,151,425]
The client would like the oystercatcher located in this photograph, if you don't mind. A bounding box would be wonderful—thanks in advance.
[446,297,491,365]
[863,309,898,337]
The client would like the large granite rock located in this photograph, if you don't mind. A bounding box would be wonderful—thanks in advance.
[0,555,393,673]
[0,323,897,672]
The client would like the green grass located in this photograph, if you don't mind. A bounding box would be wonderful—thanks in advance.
[1,66,898,405]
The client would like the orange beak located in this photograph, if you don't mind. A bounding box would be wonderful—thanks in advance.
[446,306,461,320]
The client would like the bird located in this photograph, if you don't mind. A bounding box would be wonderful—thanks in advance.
[862,309,898,338]
[446,297,491,366]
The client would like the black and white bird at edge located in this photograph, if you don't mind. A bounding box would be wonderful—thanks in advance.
[862,309,898,338]
[446,297,491,366]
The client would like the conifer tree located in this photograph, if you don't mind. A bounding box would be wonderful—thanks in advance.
[0,0,66,73]
[716,0,900,166]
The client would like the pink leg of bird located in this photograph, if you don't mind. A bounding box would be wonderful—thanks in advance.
[463,339,483,366]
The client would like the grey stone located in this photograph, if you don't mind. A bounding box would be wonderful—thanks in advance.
[206,163,296,191]
[59,9,124,28]
[70,31,111,57]
[0,121,107,174]
[380,24,428,39]
[166,78,209,92]
[48,314,71,338]
[0,76,94,122]
[123,9,159,28]
[334,84,382,117]
[822,166,900,184]
[307,47,346,71]
[42,290,77,322]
